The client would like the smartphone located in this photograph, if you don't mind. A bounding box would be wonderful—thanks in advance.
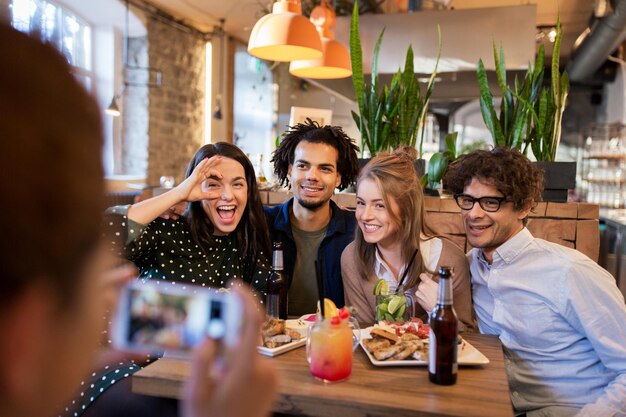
[112,280,242,354]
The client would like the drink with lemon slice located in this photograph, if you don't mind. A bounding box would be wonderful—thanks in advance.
[374,278,414,322]
[307,298,360,382]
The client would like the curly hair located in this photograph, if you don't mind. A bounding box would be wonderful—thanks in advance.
[444,147,544,211]
[271,118,360,190]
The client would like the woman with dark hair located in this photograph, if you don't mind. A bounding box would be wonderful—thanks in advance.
[76,143,273,417]
[106,142,272,295]
[341,148,474,330]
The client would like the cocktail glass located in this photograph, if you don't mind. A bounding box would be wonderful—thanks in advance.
[306,315,360,383]
[375,291,415,322]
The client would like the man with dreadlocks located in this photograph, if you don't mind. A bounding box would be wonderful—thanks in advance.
[265,119,360,315]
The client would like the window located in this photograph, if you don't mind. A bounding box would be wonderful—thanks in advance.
[10,0,92,90]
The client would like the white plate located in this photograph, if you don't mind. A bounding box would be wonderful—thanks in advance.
[257,319,313,357]
[359,327,490,367]
[257,337,306,357]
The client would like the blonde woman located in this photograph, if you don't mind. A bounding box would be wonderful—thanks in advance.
[341,148,474,330]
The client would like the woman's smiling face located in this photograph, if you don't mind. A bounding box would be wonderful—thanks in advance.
[201,157,248,235]
[356,177,401,248]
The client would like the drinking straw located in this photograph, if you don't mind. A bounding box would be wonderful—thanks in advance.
[315,259,325,318]
[396,248,419,291]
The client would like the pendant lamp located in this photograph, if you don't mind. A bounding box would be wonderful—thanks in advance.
[248,0,323,62]
[289,0,351,79]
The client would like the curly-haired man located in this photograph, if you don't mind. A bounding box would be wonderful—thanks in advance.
[265,119,360,314]
[444,147,626,417]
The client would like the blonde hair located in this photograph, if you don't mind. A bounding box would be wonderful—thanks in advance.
[354,148,432,288]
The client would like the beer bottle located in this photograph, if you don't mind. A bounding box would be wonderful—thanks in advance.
[428,266,458,385]
[266,241,288,319]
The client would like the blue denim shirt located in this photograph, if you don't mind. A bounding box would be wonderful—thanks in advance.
[470,228,626,416]
[264,198,357,307]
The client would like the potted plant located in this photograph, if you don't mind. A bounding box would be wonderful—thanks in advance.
[476,18,573,202]
[349,1,440,166]
[525,19,573,202]
[420,132,458,196]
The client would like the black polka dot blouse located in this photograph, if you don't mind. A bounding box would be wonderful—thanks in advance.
[105,205,269,297]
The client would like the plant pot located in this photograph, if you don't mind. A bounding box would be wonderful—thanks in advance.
[533,161,576,202]
[414,158,426,178]
[358,158,370,171]
[424,187,440,197]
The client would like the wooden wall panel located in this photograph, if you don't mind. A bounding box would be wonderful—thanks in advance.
[260,192,600,262]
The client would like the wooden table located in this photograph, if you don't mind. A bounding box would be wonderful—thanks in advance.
[132,333,513,417]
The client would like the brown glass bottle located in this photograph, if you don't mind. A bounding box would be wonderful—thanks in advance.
[428,266,458,385]
[266,241,288,319]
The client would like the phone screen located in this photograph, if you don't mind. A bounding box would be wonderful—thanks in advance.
[112,281,241,353]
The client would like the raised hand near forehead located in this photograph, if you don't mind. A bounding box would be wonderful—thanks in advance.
[176,156,224,202]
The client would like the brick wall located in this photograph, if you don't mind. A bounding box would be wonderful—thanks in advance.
[145,16,206,186]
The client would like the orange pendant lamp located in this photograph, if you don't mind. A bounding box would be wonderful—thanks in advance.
[289,0,351,79]
[248,0,323,62]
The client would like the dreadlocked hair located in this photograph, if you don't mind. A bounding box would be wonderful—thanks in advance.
[271,118,360,190]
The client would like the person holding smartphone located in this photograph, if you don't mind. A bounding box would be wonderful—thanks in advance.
[0,24,276,417]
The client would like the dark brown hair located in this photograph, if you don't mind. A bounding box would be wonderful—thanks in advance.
[444,147,544,211]
[354,148,434,288]
[271,118,360,190]
[0,25,105,308]
[184,142,272,277]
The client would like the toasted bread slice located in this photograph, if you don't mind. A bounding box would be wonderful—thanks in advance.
[263,334,291,348]
[370,328,399,344]
[372,343,404,361]
[389,342,418,361]
[362,337,391,353]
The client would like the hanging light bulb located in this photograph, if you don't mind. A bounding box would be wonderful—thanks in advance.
[248,0,323,62]
[106,96,121,117]
[289,0,351,79]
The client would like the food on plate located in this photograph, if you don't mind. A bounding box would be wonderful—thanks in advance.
[363,331,427,362]
[262,317,285,337]
[264,334,292,348]
[377,318,430,339]
[261,317,303,348]
[362,337,391,352]
[369,328,399,343]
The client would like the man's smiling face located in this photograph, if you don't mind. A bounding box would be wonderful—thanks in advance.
[288,140,341,211]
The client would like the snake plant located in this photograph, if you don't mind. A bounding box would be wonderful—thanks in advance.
[350,1,441,157]
[477,18,569,161]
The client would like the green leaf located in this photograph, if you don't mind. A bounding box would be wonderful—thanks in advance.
[533,44,545,84]
[444,132,458,160]
[371,27,386,93]
[477,59,504,145]
[551,16,563,99]
[350,2,364,115]
[494,43,508,97]
[427,152,449,185]
[402,45,414,87]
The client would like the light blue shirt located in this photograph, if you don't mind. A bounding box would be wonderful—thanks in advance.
[469,228,626,417]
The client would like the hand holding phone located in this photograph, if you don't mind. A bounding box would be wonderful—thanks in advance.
[182,285,278,417]
[111,280,242,354]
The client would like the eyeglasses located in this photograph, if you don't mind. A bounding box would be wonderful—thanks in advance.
[454,194,507,212]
